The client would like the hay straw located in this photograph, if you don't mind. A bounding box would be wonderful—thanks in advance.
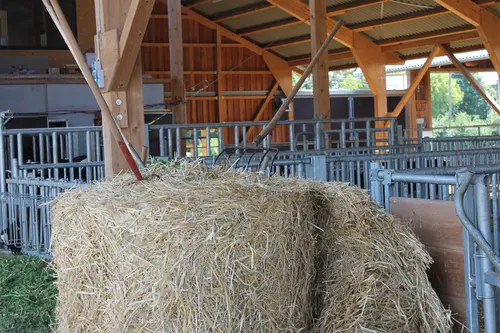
[51,161,452,333]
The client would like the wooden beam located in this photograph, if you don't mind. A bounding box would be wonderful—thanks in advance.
[378,25,476,46]
[477,9,500,75]
[439,43,500,115]
[289,30,480,68]
[327,0,388,16]
[246,81,280,139]
[211,2,273,22]
[263,52,293,97]
[288,49,352,66]
[388,46,440,118]
[141,42,216,47]
[182,3,294,85]
[351,33,387,137]
[349,8,448,32]
[434,0,481,26]
[311,0,330,121]
[266,0,402,65]
[431,67,496,72]
[381,31,479,53]
[267,0,354,47]
[106,0,154,91]
[433,0,500,75]
[169,0,186,124]
[292,66,305,75]
[216,26,226,124]
[237,18,300,36]
[96,0,145,175]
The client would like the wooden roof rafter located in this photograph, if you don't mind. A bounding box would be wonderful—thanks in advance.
[210,2,274,22]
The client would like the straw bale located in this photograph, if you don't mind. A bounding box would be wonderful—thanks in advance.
[51,162,452,333]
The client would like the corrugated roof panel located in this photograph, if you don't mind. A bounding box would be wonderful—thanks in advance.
[249,23,311,44]
[194,0,265,16]
[449,38,483,49]
[274,44,312,58]
[337,2,429,25]
[222,8,293,31]
[328,58,358,68]
[398,45,434,56]
[365,12,470,41]
[273,39,345,58]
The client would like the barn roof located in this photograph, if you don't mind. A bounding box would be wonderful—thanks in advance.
[181,0,498,70]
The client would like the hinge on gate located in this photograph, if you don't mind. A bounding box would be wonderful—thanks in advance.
[474,252,485,299]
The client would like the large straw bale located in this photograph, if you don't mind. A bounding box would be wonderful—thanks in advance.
[52,163,317,332]
[51,162,452,333]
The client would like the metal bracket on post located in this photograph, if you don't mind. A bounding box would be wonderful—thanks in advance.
[382,169,394,211]
[305,155,327,181]
[370,162,383,206]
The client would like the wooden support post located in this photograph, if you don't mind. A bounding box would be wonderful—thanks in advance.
[389,46,440,119]
[439,43,500,115]
[310,0,331,122]
[406,74,417,139]
[351,33,388,144]
[424,72,432,128]
[169,0,186,124]
[263,52,294,119]
[216,27,226,123]
[96,0,146,176]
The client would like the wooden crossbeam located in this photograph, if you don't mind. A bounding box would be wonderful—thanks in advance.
[434,0,481,26]
[439,43,500,115]
[377,25,476,46]
[434,0,500,76]
[267,0,355,47]
[288,30,479,67]
[349,8,448,32]
[310,0,330,122]
[388,46,440,119]
[327,0,388,16]
[237,18,301,36]
[211,2,273,22]
[106,0,155,91]
[288,49,353,66]
[381,31,479,52]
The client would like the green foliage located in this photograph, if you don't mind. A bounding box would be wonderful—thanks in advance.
[430,73,464,119]
[456,73,497,120]
[330,69,369,89]
[292,69,369,90]
[0,256,57,333]
[433,110,500,137]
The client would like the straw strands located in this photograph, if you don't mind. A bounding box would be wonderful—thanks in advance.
[51,162,452,333]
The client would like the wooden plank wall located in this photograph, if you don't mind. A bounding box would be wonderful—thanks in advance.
[141,1,288,144]
[390,197,466,332]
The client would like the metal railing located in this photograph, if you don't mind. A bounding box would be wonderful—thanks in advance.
[405,123,500,138]
[372,165,500,333]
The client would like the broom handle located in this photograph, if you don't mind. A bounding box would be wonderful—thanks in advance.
[253,20,343,146]
[42,0,144,180]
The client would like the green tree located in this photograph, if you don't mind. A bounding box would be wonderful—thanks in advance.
[430,73,464,119]
[456,73,496,120]
[292,69,369,91]
[330,69,369,89]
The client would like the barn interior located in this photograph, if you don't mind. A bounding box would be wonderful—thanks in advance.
[1,0,500,332]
